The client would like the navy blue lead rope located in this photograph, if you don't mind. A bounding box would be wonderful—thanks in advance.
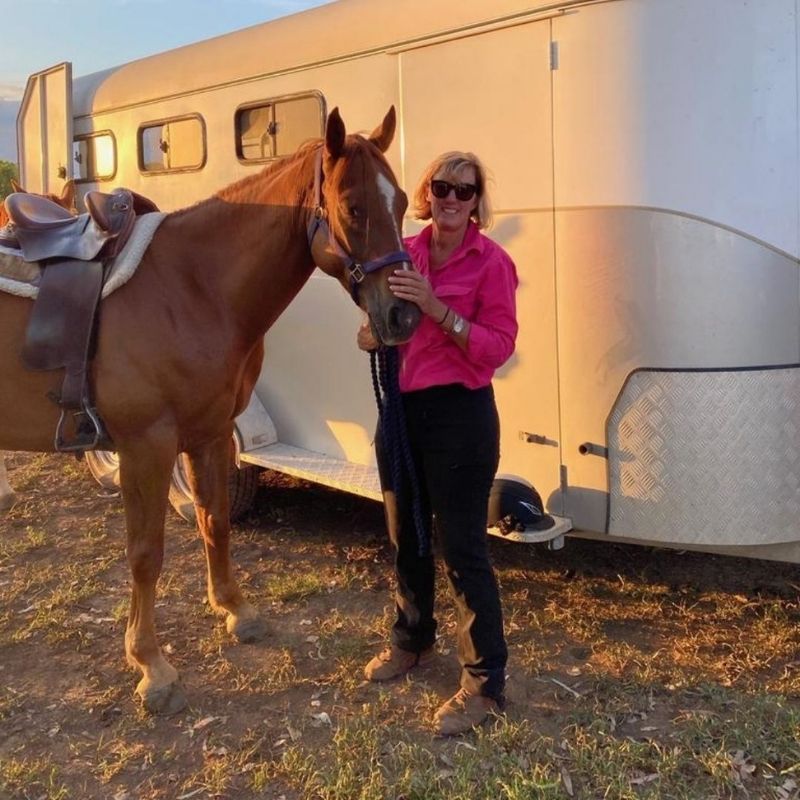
[370,347,429,556]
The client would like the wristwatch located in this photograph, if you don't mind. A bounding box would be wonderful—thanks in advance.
[450,314,465,335]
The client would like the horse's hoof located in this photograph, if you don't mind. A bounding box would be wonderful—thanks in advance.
[0,492,16,512]
[228,615,267,643]
[139,681,187,716]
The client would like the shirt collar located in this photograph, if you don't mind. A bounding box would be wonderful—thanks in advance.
[411,221,484,265]
[461,221,484,256]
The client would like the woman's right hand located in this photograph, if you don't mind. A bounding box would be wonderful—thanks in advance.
[357,319,379,352]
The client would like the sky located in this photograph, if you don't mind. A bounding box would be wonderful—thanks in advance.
[0,0,335,161]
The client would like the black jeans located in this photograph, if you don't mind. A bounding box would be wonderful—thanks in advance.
[376,383,507,701]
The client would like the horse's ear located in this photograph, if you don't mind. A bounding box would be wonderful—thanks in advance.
[61,179,76,210]
[368,106,396,153]
[325,107,346,161]
[10,178,23,194]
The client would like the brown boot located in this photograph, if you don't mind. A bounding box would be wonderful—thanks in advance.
[364,645,435,682]
[433,688,501,736]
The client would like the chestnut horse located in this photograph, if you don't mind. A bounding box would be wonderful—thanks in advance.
[0,179,77,512]
[0,107,420,713]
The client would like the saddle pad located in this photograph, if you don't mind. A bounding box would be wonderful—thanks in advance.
[0,212,166,300]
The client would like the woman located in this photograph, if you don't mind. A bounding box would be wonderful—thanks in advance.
[359,151,518,736]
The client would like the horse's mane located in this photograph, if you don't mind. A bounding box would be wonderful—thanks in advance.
[168,131,392,222]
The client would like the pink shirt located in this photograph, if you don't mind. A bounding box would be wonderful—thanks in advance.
[399,222,519,392]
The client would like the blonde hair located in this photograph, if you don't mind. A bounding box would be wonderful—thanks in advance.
[412,151,493,230]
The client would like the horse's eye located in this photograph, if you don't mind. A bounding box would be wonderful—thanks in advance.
[348,206,361,219]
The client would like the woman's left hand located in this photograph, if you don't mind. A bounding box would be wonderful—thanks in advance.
[388,268,445,320]
[357,319,379,352]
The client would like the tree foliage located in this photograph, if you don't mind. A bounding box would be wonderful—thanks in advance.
[0,159,19,199]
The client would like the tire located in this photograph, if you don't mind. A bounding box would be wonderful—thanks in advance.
[168,451,260,524]
[84,449,121,489]
[84,438,260,524]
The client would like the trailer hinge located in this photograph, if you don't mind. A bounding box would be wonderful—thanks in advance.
[550,40,559,70]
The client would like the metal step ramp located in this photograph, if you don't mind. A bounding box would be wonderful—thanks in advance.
[240,442,382,500]
[241,442,572,545]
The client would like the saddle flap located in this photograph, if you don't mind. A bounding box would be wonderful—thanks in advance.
[22,258,104,371]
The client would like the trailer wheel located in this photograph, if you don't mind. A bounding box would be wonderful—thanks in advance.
[167,451,260,524]
[85,449,121,489]
[84,441,260,523]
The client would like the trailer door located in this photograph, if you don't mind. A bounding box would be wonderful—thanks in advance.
[16,62,73,194]
[400,20,563,514]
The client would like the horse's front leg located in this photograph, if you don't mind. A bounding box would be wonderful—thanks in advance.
[0,454,17,512]
[118,432,187,715]
[184,431,266,643]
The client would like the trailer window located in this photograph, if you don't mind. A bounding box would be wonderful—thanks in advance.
[139,115,206,173]
[236,94,324,162]
[72,132,116,182]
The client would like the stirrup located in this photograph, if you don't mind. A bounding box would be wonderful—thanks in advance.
[54,405,110,452]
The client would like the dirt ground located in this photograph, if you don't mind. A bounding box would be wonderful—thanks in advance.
[1,450,799,800]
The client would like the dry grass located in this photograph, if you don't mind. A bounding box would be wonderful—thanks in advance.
[0,451,799,799]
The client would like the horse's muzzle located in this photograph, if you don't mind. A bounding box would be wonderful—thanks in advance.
[377,298,421,346]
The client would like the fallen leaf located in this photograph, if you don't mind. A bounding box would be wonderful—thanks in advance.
[561,767,574,797]
[287,724,301,741]
[176,790,205,800]
[630,773,659,786]
[729,750,756,784]
[192,715,220,731]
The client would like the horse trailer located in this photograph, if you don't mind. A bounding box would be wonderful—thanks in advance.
[14,0,800,561]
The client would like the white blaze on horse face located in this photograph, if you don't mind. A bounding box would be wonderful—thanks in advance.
[376,172,410,270]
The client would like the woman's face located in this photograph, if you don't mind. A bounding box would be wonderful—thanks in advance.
[427,164,479,237]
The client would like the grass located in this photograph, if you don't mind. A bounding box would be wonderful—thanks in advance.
[0,757,69,800]
[247,693,800,800]
[1,452,799,800]
[0,525,47,560]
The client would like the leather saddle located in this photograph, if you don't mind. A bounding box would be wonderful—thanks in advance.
[2,188,157,261]
[2,187,159,453]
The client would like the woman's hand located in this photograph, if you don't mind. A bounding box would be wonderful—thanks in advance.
[388,268,447,321]
[357,319,379,352]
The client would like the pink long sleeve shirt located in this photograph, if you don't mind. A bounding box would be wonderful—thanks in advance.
[399,222,519,393]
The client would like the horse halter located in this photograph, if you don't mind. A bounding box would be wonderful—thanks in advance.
[306,147,411,302]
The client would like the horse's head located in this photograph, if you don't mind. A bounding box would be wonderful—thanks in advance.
[309,107,421,346]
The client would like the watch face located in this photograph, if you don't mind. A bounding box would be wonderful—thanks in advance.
[452,315,465,334]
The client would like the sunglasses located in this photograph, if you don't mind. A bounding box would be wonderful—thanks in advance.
[430,179,478,202]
